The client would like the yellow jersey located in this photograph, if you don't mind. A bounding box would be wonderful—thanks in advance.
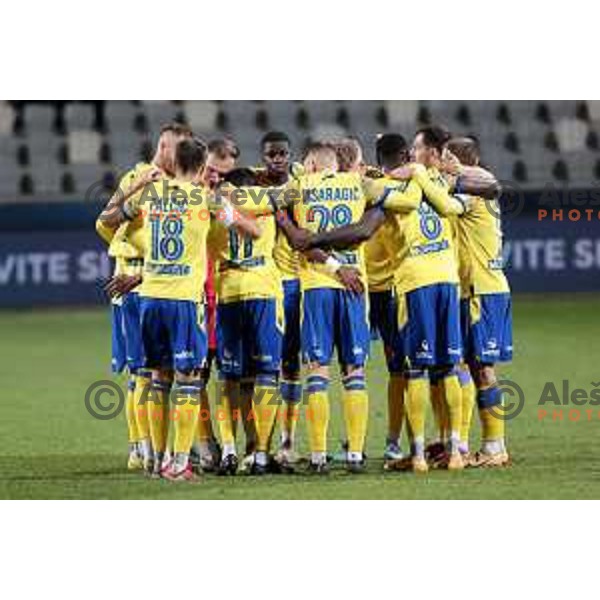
[208,202,282,304]
[95,162,154,279]
[455,196,510,296]
[125,177,215,303]
[362,170,396,292]
[251,165,302,281]
[365,216,398,292]
[377,167,462,294]
[291,170,368,291]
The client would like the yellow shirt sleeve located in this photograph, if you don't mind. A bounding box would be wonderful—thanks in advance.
[379,179,422,213]
[95,166,143,243]
[412,165,466,216]
[95,218,115,244]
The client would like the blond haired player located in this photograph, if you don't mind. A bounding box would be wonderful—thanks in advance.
[96,122,192,472]
[99,139,260,481]
[288,129,498,472]
[444,136,511,467]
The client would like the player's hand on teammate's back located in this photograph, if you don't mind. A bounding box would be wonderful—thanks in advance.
[104,274,142,298]
[336,266,364,294]
[440,149,462,176]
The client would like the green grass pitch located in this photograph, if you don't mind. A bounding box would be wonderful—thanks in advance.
[1,295,599,499]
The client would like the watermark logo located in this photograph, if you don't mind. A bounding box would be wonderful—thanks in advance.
[488,379,525,421]
[483,179,525,221]
[84,380,125,420]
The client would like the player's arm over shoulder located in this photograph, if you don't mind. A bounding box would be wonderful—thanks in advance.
[207,187,263,239]
[99,166,162,229]
[364,177,421,213]
[411,165,469,216]
[456,166,501,200]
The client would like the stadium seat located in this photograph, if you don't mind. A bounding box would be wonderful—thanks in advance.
[68,130,102,164]
[264,101,301,131]
[69,163,111,194]
[586,100,600,122]
[105,101,138,133]
[303,101,341,127]
[183,101,218,133]
[345,101,384,133]
[527,150,555,185]
[385,100,419,127]
[107,136,141,170]
[5,99,600,201]
[310,123,347,142]
[24,104,57,135]
[222,100,259,130]
[0,101,16,135]
[554,118,588,153]
[565,151,597,185]
[141,100,181,131]
[0,137,21,165]
[0,165,19,200]
[65,103,96,131]
[27,138,65,168]
[30,162,63,195]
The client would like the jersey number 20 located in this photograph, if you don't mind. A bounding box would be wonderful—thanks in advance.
[307,204,353,232]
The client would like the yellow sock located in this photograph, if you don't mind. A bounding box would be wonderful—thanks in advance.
[342,373,369,455]
[134,372,152,442]
[459,371,475,445]
[430,380,448,442]
[148,380,171,454]
[216,378,239,454]
[305,375,330,455]
[405,373,429,456]
[126,377,140,444]
[172,382,201,455]
[280,379,302,447]
[387,374,405,444]
[252,375,280,453]
[197,388,214,443]
[479,384,505,451]
[442,371,462,452]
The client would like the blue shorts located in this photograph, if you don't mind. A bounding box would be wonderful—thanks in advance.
[369,289,404,373]
[461,293,513,365]
[399,283,462,368]
[302,288,370,368]
[140,297,207,374]
[282,279,301,374]
[216,298,283,379]
[111,292,144,374]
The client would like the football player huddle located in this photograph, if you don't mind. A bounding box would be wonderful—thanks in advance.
[96,120,512,481]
